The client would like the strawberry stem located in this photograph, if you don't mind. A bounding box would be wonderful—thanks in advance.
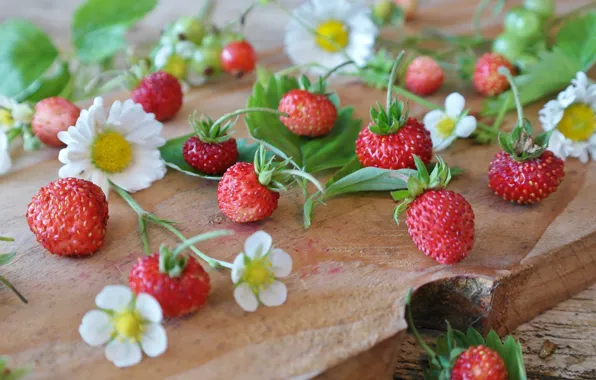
[110,182,234,269]
[0,274,27,304]
[212,108,288,130]
[390,85,441,111]
[491,92,513,132]
[0,237,14,242]
[320,60,355,83]
[278,169,325,194]
[498,67,523,127]
[405,289,438,362]
[171,230,233,257]
[386,51,406,112]
[274,63,330,77]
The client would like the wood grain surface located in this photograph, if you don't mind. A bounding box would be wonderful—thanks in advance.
[1,1,595,379]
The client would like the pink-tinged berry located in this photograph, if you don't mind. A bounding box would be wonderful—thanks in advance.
[221,40,257,78]
[405,56,444,96]
[31,97,80,148]
[278,89,337,137]
[131,71,183,121]
[451,346,508,380]
[473,53,516,97]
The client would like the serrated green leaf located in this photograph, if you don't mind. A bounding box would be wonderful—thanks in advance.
[159,135,264,180]
[556,11,596,69]
[72,0,157,63]
[0,20,58,98]
[0,252,16,266]
[246,74,362,173]
[485,330,505,357]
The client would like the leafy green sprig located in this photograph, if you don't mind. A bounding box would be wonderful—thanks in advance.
[0,237,27,304]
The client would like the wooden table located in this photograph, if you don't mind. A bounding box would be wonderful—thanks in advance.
[1,0,595,379]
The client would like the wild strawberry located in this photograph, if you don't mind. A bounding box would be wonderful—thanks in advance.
[278,74,339,137]
[26,178,109,256]
[356,52,432,170]
[451,346,508,380]
[393,157,474,264]
[129,251,210,318]
[221,40,257,78]
[31,97,80,148]
[405,56,444,96]
[131,71,183,122]
[488,67,564,204]
[217,145,323,223]
[473,53,516,97]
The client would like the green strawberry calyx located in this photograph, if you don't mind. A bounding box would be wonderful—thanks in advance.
[253,144,325,194]
[297,60,354,95]
[497,67,554,162]
[189,107,286,144]
[404,288,528,380]
[391,155,452,224]
[158,230,234,277]
[369,50,410,135]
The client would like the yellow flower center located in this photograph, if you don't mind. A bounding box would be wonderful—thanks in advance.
[163,54,187,80]
[242,257,274,293]
[315,20,349,52]
[558,103,596,141]
[92,131,133,173]
[436,117,456,138]
[0,109,14,127]
[114,310,144,341]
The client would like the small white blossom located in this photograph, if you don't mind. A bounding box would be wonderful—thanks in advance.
[423,92,477,151]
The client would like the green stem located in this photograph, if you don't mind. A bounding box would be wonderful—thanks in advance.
[477,122,499,136]
[160,222,233,269]
[320,60,355,82]
[0,274,27,303]
[171,230,233,257]
[0,237,14,242]
[492,93,512,132]
[6,127,21,144]
[275,63,329,77]
[197,0,215,20]
[498,67,523,126]
[391,85,441,110]
[386,51,406,111]
[213,108,288,130]
[279,169,325,193]
[111,182,234,269]
[405,289,437,361]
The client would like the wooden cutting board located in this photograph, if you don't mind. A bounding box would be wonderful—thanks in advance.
[1,1,595,379]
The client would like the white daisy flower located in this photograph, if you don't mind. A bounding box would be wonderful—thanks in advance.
[79,285,167,368]
[154,41,196,82]
[0,95,33,129]
[231,231,292,312]
[57,97,166,196]
[423,92,477,151]
[284,0,378,75]
[0,129,11,175]
[539,72,596,163]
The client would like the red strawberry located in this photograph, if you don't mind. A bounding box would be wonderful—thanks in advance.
[221,40,257,78]
[451,345,508,380]
[356,52,432,170]
[217,145,322,223]
[31,97,80,148]
[488,66,564,204]
[393,157,474,264]
[217,162,280,223]
[473,53,516,97]
[26,178,109,256]
[405,56,444,96]
[182,112,239,175]
[131,71,183,122]
[129,252,210,318]
[278,89,337,137]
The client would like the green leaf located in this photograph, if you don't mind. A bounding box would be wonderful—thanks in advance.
[16,60,71,102]
[391,189,410,201]
[465,327,486,347]
[325,166,416,197]
[556,11,596,70]
[245,74,362,173]
[0,252,16,266]
[159,135,263,180]
[325,156,363,187]
[72,0,157,63]
[485,330,505,357]
[0,20,58,98]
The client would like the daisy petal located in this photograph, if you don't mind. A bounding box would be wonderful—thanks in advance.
[105,340,142,368]
[234,283,259,312]
[79,310,113,347]
[445,93,466,118]
[135,293,163,323]
[244,231,273,259]
[455,116,477,138]
[270,248,292,278]
[259,281,288,307]
[141,323,167,358]
[95,285,133,312]
[231,253,246,284]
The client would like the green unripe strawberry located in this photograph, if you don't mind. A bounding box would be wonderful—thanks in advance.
[373,0,396,24]
[171,17,206,44]
[191,46,223,77]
